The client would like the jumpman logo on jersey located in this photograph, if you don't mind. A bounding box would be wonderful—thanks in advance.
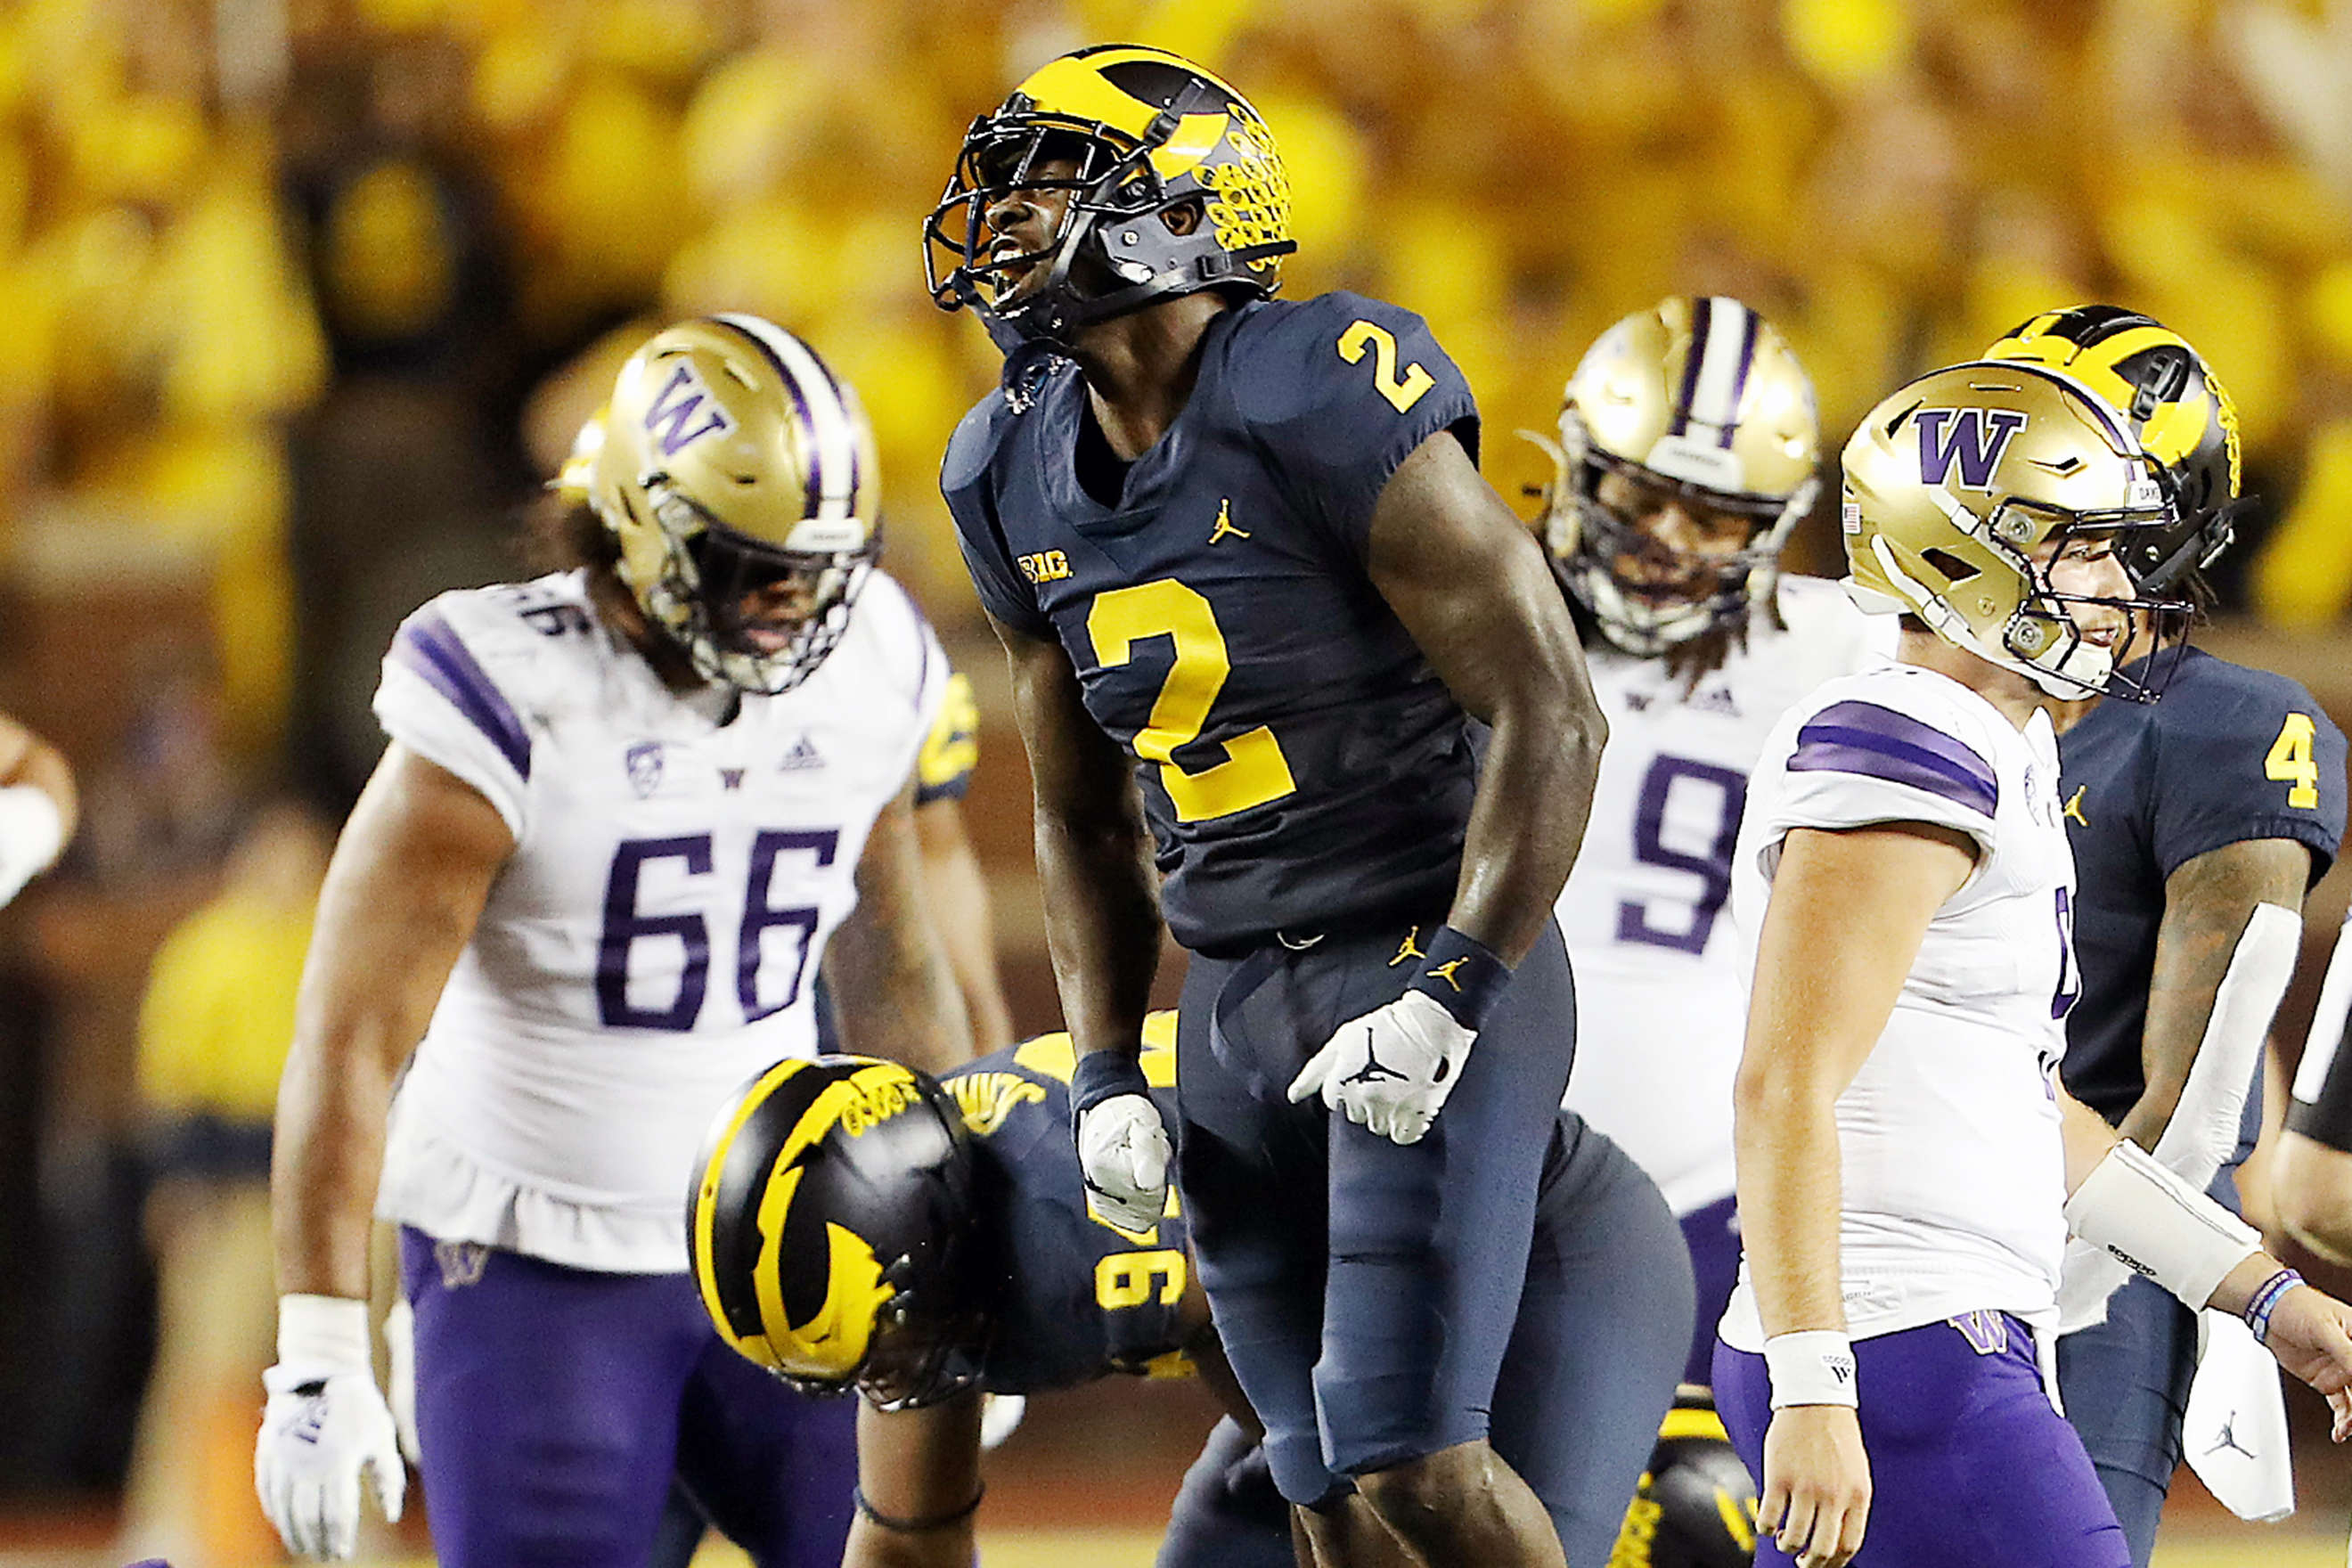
[1389,927,1426,968]
[2062,785,2089,827]
[2205,1415,2257,1460]
[1425,958,1472,992]
[1207,498,1252,545]
[1339,1027,1408,1087]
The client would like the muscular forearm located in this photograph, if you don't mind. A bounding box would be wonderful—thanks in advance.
[845,1519,973,1568]
[1037,785,1163,1061]
[1450,698,1605,962]
[829,922,972,1077]
[272,1029,402,1299]
[1735,1079,1849,1335]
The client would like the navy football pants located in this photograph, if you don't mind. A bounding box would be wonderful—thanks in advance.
[1176,920,1688,1562]
[2055,1272,2198,1568]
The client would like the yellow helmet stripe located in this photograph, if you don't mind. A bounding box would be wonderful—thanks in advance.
[1014,46,1249,144]
[691,1056,819,1351]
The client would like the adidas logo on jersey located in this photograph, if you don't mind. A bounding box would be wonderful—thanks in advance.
[780,735,824,772]
[1693,685,1741,716]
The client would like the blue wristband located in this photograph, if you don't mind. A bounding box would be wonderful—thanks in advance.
[2242,1267,2304,1346]
[1401,926,1513,1031]
[1070,1049,1151,1120]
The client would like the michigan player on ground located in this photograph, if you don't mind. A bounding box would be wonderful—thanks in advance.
[1719,358,2352,1568]
[931,45,1678,1566]
[255,317,969,1565]
[1989,307,2348,1564]
[687,1013,1692,1568]
[1531,297,1890,1387]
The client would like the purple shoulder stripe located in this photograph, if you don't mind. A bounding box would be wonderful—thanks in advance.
[390,611,532,781]
[1790,700,1997,817]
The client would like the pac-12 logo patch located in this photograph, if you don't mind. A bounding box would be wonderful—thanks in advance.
[625,740,666,797]
[1914,407,2027,491]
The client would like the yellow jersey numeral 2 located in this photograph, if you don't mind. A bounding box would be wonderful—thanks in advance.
[1337,320,1435,413]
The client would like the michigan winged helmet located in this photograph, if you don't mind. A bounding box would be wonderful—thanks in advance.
[1534,297,1820,656]
[1985,305,2243,596]
[1842,359,2182,700]
[924,44,1295,350]
[689,1056,984,1409]
[586,314,881,695]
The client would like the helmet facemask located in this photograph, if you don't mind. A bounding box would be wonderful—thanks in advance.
[924,47,1295,355]
[625,478,878,698]
[1543,417,1814,657]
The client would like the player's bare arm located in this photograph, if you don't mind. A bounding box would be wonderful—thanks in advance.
[274,743,514,1298]
[847,1393,986,1568]
[991,610,1162,1066]
[913,796,1016,1052]
[2279,1132,2352,1264]
[1364,429,1604,964]
[824,774,973,1075]
[2119,837,2312,1150]
[1736,821,1974,1568]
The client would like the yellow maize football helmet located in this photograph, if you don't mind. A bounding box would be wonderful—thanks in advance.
[924,44,1295,353]
[1535,298,1820,656]
[1987,306,2242,595]
[689,1055,984,1409]
[1842,359,2184,701]
[590,315,880,695]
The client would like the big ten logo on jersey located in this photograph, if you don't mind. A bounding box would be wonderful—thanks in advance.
[948,1072,1047,1136]
[1018,550,1073,584]
[836,1070,922,1137]
[597,828,840,1030]
[493,583,593,638]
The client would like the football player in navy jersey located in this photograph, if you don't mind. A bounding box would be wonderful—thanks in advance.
[1986,308,2349,1567]
[687,1014,1692,1568]
[926,43,1674,1568]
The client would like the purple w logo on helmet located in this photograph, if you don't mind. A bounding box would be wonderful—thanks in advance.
[1915,407,2028,491]
[642,363,734,456]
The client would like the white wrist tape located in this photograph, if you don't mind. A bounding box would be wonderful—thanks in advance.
[0,785,64,905]
[1765,1330,1858,1409]
[277,1294,373,1372]
[2063,1139,2260,1310]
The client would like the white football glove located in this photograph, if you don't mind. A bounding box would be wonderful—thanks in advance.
[255,1295,405,1560]
[383,1295,421,1466]
[1075,1092,1172,1234]
[1287,990,1474,1146]
[979,1392,1028,1451]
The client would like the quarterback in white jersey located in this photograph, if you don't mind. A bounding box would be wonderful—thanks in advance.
[257,317,969,1567]
[1718,358,2352,1568]
[1535,297,1891,1393]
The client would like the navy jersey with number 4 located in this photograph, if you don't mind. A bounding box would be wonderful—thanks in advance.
[943,293,1482,952]
[941,1016,1193,1392]
[2060,646,2348,1131]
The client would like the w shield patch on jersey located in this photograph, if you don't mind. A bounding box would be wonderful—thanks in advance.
[1915,407,2027,491]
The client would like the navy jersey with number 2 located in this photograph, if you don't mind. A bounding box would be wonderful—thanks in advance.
[943,293,1482,953]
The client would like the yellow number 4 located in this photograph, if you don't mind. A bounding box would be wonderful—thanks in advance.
[1337,319,1435,413]
[1095,1248,1187,1311]
[2266,712,2322,809]
[1088,579,1297,822]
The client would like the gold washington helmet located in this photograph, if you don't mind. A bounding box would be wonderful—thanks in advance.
[589,315,881,695]
[1986,305,2243,596]
[689,1056,984,1409]
[1534,298,1820,655]
[924,44,1295,352]
[1841,359,2181,700]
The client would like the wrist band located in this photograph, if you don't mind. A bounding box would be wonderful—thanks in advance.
[1070,1049,1150,1118]
[1403,926,1513,1031]
[2242,1267,2304,1346]
[277,1294,373,1372]
[853,1482,984,1533]
[1764,1330,1858,1409]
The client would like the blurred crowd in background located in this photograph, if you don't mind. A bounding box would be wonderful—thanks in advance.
[4,0,2352,1550]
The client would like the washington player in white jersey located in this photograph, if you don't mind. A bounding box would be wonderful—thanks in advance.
[254,316,969,1566]
[1718,357,2352,1568]
[1531,297,1891,1393]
